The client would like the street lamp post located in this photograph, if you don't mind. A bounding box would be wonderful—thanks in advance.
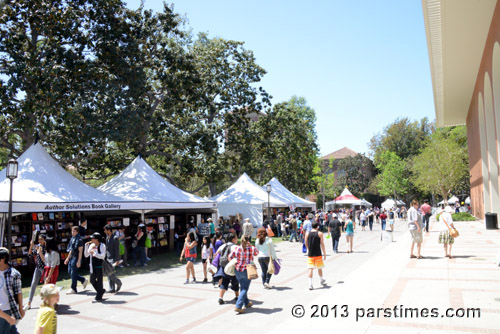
[6,159,18,256]
[266,184,271,224]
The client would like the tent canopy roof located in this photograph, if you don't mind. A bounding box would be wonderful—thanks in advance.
[210,173,287,207]
[334,188,360,203]
[263,177,316,209]
[0,143,122,204]
[98,156,212,205]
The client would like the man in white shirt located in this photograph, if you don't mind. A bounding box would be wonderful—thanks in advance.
[408,200,423,259]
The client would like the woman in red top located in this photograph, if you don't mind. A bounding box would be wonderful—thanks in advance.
[228,236,258,314]
[180,232,198,284]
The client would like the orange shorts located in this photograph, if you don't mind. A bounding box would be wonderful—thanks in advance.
[307,256,324,269]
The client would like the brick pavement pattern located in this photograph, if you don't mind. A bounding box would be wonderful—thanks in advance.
[18,217,500,333]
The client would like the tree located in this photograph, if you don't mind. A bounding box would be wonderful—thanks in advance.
[369,117,434,165]
[334,154,375,197]
[376,151,410,199]
[179,33,271,195]
[411,130,469,202]
[312,158,335,210]
[249,96,319,195]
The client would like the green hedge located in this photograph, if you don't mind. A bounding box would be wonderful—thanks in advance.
[435,212,477,221]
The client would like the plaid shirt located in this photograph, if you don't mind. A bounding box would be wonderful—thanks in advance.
[3,267,22,319]
[228,245,259,272]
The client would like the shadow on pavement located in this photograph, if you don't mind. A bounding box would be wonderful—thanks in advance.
[115,291,138,296]
[272,286,292,291]
[56,304,80,315]
[245,307,283,315]
[100,300,127,305]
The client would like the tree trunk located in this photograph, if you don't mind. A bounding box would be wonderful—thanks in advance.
[209,182,217,197]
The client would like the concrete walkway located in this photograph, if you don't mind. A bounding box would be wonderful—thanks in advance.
[18,217,500,334]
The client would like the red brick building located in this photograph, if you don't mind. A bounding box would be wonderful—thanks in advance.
[422,0,500,219]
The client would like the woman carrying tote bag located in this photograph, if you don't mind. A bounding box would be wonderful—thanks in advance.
[439,206,457,259]
[255,227,277,289]
[228,236,259,314]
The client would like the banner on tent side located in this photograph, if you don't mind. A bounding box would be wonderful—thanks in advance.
[0,201,217,213]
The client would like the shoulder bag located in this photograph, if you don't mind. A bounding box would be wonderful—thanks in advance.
[442,215,459,238]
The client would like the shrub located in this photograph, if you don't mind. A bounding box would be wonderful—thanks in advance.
[435,212,476,221]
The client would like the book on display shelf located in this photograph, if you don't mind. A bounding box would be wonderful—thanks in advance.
[49,213,55,220]
[37,213,44,220]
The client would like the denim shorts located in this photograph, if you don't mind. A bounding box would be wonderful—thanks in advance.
[186,257,196,263]
[346,232,354,237]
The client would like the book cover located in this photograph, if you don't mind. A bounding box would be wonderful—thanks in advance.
[37,213,44,220]
[49,213,55,220]
[32,213,38,221]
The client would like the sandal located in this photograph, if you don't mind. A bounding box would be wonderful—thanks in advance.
[410,255,417,258]
[448,255,454,259]
[417,256,424,259]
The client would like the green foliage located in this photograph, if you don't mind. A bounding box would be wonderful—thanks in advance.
[411,133,469,202]
[334,154,374,197]
[436,212,476,221]
[376,151,409,198]
[0,2,320,197]
[313,157,335,208]
[369,117,434,165]
[249,96,319,195]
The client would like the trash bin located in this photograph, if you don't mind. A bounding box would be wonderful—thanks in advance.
[485,212,498,229]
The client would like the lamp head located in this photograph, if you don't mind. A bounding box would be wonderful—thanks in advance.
[6,159,18,180]
[266,184,271,193]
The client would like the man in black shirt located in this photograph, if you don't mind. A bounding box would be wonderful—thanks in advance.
[328,214,342,253]
[305,222,327,290]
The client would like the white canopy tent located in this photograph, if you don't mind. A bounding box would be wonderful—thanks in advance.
[360,198,373,208]
[0,143,131,213]
[438,196,459,205]
[210,173,287,226]
[263,177,316,211]
[465,196,471,204]
[381,198,404,210]
[98,156,216,210]
[0,143,208,214]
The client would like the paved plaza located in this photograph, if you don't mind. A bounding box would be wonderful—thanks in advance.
[18,217,500,334]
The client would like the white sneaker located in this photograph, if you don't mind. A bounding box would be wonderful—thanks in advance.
[309,285,313,290]
[82,278,89,290]
[320,278,327,286]
[66,289,77,295]
[264,283,271,289]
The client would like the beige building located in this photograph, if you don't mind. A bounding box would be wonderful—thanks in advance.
[422,0,500,219]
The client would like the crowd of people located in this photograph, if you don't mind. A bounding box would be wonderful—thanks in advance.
[0,199,462,333]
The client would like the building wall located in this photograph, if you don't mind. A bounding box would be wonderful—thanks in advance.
[467,0,500,219]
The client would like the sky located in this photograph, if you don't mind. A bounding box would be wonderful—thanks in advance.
[125,0,436,158]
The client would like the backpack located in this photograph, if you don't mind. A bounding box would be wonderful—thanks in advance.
[219,243,233,268]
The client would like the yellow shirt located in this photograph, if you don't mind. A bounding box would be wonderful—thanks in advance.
[34,305,57,334]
